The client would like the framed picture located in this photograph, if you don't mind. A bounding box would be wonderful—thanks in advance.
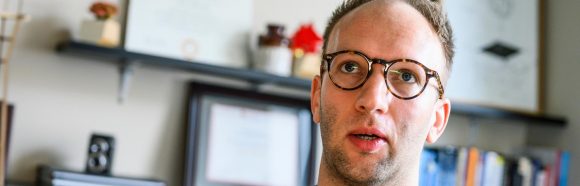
[1,103,13,172]
[445,0,544,113]
[183,82,317,186]
[124,0,252,68]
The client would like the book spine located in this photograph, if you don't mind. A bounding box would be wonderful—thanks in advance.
[559,151,569,186]
[457,147,468,186]
[437,146,457,186]
[466,147,479,186]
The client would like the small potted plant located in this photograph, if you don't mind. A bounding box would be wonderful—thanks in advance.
[90,2,118,20]
[290,23,322,79]
[79,1,121,47]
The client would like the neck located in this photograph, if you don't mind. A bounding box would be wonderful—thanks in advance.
[316,155,420,186]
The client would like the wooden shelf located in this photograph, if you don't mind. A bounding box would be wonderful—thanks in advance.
[55,40,567,127]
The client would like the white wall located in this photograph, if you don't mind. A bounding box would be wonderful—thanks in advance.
[431,116,528,155]
[527,0,580,185]
[5,0,552,185]
[7,0,343,185]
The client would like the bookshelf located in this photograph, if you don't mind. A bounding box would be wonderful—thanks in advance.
[55,40,568,127]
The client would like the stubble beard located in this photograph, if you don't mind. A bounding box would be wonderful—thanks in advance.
[319,103,401,186]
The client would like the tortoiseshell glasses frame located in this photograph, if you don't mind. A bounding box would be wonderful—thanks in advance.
[322,50,445,100]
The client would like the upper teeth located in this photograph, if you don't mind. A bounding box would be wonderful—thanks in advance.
[356,134,377,140]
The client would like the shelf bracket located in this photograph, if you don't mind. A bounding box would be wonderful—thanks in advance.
[118,59,140,104]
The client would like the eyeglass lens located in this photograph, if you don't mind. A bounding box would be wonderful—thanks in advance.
[328,52,428,99]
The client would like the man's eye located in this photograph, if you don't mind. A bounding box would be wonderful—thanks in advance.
[390,70,417,83]
[340,62,360,73]
[400,72,416,82]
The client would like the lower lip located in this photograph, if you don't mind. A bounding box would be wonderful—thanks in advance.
[347,135,387,152]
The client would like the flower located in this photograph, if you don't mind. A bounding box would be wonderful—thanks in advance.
[90,2,118,20]
[290,24,322,54]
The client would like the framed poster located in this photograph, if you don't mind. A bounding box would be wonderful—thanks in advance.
[183,82,317,186]
[445,0,544,113]
[124,0,253,68]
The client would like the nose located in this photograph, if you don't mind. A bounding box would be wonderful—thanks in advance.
[354,63,391,114]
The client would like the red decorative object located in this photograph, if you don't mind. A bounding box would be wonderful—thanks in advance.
[290,24,322,54]
[90,1,118,20]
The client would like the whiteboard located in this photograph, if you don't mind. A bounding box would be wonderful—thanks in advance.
[125,0,253,68]
[445,0,541,113]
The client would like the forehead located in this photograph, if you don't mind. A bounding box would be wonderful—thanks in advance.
[328,0,444,71]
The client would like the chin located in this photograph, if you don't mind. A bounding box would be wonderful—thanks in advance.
[339,150,394,182]
[339,164,388,185]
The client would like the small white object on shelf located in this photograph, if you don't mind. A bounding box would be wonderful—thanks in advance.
[293,53,321,80]
[79,19,120,47]
[253,46,293,77]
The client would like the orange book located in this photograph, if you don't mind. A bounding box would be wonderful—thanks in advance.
[465,147,480,186]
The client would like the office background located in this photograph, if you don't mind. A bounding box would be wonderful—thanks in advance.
[5,0,580,185]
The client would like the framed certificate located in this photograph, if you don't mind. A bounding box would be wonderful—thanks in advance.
[445,0,544,113]
[183,82,317,186]
[125,0,253,68]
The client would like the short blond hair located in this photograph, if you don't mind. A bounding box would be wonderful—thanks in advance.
[322,0,454,72]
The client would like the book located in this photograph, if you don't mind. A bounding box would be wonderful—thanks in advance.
[420,149,439,186]
[523,147,566,186]
[482,151,504,186]
[418,146,570,186]
[518,157,533,186]
[535,169,546,186]
[456,147,469,186]
[559,151,570,186]
[37,165,166,186]
[438,146,458,186]
[466,147,480,186]
[475,150,483,186]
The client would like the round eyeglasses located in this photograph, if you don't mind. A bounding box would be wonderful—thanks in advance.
[323,50,445,100]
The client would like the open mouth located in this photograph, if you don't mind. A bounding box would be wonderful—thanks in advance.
[353,134,380,141]
[348,130,388,152]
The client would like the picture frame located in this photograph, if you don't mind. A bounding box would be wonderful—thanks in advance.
[444,0,545,113]
[124,0,253,68]
[1,103,14,173]
[183,82,317,186]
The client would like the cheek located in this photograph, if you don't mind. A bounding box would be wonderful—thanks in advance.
[390,99,434,137]
[319,83,361,141]
[319,88,345,141]
[320,80,355,119]
[390,100,422,123]
[319,99,348,154]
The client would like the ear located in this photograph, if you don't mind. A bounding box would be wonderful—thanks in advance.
[311,75,322,124]
[426,98,451,143]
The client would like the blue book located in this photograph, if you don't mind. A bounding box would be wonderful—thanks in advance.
[559,151,570,186]
[420,149,439,186]
[437,146,457,186]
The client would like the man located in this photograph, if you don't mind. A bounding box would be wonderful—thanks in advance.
[310,0,454,185]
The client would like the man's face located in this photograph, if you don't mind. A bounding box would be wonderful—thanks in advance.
[311,1,451,185]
